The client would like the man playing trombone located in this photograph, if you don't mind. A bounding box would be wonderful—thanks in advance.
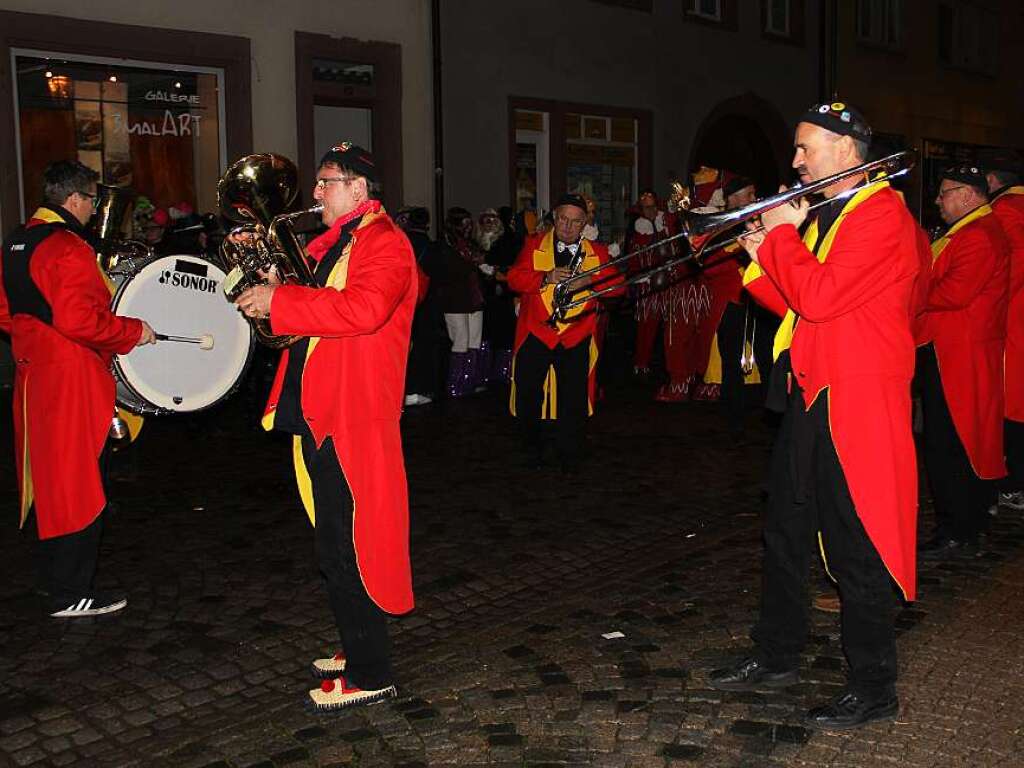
[708,103,928,729]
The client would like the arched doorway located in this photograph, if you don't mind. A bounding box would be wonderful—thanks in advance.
[689,94,792,195]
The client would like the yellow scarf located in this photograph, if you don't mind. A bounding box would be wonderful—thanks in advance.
[742,181,891,361]
[930,204,992,262]
[530,230,601,333]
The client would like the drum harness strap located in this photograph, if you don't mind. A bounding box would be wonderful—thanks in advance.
[1,221,75,326]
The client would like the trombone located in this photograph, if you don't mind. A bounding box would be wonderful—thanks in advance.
[548,150,916,325]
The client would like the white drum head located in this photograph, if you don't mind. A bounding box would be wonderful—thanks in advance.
[111,255,253,413]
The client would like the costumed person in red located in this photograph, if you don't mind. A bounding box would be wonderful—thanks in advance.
[626,190,671,377]
[438,207,486,396]
[1,160,155,618]
[235,143,416,710]
[980,149,1024,511]
[700,176,756,434]
[508,193,622,471]
[917,164,1009,557]
[710,103,925,730]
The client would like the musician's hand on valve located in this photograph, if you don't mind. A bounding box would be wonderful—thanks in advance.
[235,285,276,320]
[136,320,157,346]
[760,184,809,233]
[544,266,572,286]
[738,224,766,265]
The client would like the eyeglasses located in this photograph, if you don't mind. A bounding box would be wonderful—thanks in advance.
[936,185,968,199]
[555,214,586,227]
[78,190,98,210]
[314,176,357,191]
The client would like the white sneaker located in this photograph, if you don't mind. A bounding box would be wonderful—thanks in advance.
[311,652,347,679]
[308,677,396,711]
[404,394,433,406]
[50,592,127,618]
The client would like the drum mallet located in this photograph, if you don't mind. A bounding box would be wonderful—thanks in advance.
[155,333,215,350]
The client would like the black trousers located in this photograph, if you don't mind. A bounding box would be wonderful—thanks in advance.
[302,435,393,690]
[1003,419,1024,493]
[406,303,443,398]
[752,390,898,698]
[919,346,993,541]
[34,444,111,599]
[717,302,746,436]
[513,333,590,462]
[35,512,105,599]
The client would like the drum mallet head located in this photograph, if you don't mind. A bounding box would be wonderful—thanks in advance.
[198,334,214,350]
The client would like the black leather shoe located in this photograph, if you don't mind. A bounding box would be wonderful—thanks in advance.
[805,690,898,729]
[708,657,799,692]
[918,536,977,560]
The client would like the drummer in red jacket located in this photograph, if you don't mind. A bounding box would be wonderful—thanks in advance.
[1,160,155,618]
[917,164,1009,556]
[980,149,1024,512]
[235,143,417,711]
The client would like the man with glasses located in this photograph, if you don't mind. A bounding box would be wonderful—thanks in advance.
[507,193,620,472]
[917,164,1009,557]
[234,143,416,711]
[0,160,155,618]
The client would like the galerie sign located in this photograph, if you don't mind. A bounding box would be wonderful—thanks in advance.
[111,110,203,137]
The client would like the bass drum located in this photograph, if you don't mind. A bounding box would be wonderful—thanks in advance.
[110,254,254,414]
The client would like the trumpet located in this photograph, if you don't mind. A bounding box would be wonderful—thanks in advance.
[547,150,916,324]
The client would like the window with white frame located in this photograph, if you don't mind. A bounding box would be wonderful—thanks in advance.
[765,0,790,35]
[856,0,903,49]
[938,2,999,75]
[686,0,722,22]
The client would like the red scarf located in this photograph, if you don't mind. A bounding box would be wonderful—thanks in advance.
[306,200,382,263]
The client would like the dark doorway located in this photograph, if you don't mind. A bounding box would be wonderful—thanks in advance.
[691,114,782,195]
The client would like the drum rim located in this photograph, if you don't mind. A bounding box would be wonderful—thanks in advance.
[110,253,256,415]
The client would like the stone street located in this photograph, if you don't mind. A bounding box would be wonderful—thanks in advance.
[2,369,1023,768]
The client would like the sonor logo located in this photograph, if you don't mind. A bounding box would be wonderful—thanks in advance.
[159,269,218,293]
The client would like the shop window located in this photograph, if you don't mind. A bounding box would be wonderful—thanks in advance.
[14,52,225,227]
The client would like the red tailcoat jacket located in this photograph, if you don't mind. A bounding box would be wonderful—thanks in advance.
[262,206,417,615]
[917,205,1009,479]
[1,207,143,538]
[507,231,622,416]
[752,183,925,600]
[991,187,1024,422]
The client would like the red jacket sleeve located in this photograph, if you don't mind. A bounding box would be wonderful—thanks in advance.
[507,240,545,294]
[40,233,142,353]
[270,229,412,338]
[0,261,11,336]
[756,201,911,323]
[742,264,789,318]
[926,225,998,312]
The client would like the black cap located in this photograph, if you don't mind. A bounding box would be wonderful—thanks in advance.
[800,101,872,143]
[940,163,989,195]
[976,148,1024,176]
[553,193,587,214]
[319,142,377,183]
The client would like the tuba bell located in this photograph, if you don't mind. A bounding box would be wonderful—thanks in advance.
[89,184,152,273]
[216,153,322,349]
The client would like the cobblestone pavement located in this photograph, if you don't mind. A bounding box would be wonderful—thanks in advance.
[1,371,1023,768]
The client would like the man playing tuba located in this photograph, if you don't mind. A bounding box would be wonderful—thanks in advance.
[234,144,417,711]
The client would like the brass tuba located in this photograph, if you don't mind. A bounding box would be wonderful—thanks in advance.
[90,184,152,273]
[217,153,322,348]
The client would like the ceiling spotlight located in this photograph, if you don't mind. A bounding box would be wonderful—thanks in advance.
[45,70,53,78]
[109,75,117,82]
[174,81,182,88]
